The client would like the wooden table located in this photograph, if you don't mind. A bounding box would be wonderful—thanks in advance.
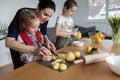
[0,38,120,80]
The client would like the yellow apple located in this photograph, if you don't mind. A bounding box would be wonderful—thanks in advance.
[53,62,60,70]
[73,51,81,58]
[65,52,75,61]
[59,63,67,70]
[86,46,92,53]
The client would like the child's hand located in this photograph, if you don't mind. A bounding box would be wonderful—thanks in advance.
[72,32,78,37]
[76,32,82,39]
[34,47,52,56]
[42,55,52,61]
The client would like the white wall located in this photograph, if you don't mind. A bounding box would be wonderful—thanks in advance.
[72,0,112,36]
[0,40,11,67]
[0,0,38,25]
[0,0,112,36]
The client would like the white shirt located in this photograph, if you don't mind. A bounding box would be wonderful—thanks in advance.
[56,15,73,37]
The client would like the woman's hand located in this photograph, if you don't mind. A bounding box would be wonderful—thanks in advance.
[46,40,56,52]
[44,35,56,52]
[34,47,52,56]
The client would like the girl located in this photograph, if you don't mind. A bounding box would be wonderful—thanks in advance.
[55,0,78,49]
[18,9,52,64]
[6,0,56,69]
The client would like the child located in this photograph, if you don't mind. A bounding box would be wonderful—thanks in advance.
[17,9,52,64]
[55,0,78,49]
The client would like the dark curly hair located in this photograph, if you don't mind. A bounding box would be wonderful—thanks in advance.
[38,0,56,12]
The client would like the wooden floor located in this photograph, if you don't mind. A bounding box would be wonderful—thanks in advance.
[0,63,14,76]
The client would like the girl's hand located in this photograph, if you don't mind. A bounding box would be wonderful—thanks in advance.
[34,47,52,56]
[72,32,78,37]
[76,32,82,39]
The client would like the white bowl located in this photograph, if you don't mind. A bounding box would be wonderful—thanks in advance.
[72,41,84,47]
[106,55,120,75]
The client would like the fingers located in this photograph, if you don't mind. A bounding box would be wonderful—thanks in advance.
[39,51,44,55]
[45,42,51,50]
[48,43,56,53]
[40,47,52,55]
[34,41,56,56]
[46,42,56,53]
[75,32,78,37]
[72,32,77,37]
[50,44,56,52]
[34,47,52,56]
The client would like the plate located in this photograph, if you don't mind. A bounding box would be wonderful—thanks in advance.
[72,40,84,46]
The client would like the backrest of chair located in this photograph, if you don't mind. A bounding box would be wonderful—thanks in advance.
[10,49,23,69]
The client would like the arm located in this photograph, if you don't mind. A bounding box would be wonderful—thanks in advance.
[5,37,35,53]
[43,35,56,53]
[6,37,52,55]
[55,23,77,37]
[40,21,56,52]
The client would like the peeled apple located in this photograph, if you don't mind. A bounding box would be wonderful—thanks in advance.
[53,62,60,70]
[65,52,75,61]
[73,51,81,58]
[59,63,67,70]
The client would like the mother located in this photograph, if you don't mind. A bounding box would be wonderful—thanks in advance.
[5,0,56,69]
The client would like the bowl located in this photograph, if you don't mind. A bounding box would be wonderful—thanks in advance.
[88,32,105,44]
[72,41,84,47]
[106,55,120,75]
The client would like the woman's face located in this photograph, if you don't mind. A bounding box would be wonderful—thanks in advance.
[37,8,54,24]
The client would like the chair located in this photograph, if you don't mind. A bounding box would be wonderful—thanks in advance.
[10,49,23,69]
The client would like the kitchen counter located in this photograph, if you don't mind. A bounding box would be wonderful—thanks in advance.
[1,38,120,80]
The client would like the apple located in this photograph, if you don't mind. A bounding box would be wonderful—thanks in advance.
[73,51,81,58]
[65,52,75,61]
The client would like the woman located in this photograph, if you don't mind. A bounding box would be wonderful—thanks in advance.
[5,0,56,69]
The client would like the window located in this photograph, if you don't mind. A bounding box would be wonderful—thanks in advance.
[88,0,120,21]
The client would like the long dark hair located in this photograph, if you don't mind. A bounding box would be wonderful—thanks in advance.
[38,0,56,12]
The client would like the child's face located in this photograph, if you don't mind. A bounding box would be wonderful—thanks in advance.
[65,6,77,16]
[24,18,40,34]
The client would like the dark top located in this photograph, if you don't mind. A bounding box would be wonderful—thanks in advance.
[7,8,48,69]
[7,8,48,38]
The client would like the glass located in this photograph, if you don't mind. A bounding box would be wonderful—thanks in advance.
[88,32,105,44]
[88,32,96,43]
[112,29,120,45]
